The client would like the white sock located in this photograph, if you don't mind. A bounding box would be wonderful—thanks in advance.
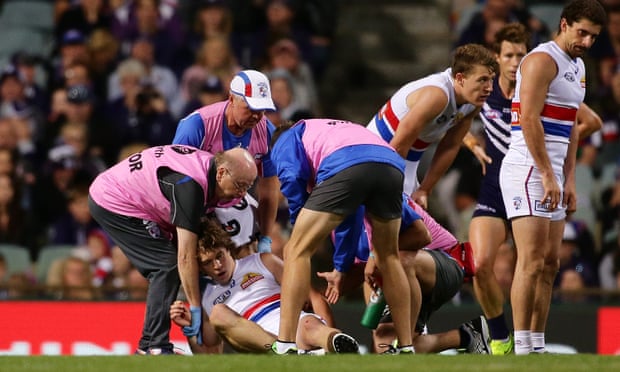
[531,332,545,351]
[514,330,532,355]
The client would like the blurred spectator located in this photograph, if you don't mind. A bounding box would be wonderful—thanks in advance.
[5,272,35,299]
[589,69,620,167]
[176,35,241,117]
[231,0,312,70]
[47,180,107,249]
[187,0,234,52]
[50,30,91,92]
[30,145,85,257]
[47,87,69,130]
[105,76,177,151]
[104,244,149,300]
[45,84,109,171]
[263,38,320,115]
[587,6,620,100]
[556,269,589,303]
[0,149,13,177]
[599,227,620,292]
[0,121,38,215]
[0,254,35,299]
[47,255,98,300]
[63,62,92,89]
[87,29,121,101]
[266,68,309,126]
[553,221,598,302]
[11,52,50,115]
[295,0,339,80]
[111,0,187,76]
[188,35,241,89]
[455,0,548,49]
[59,122,107,177]
[181,75,227,117]
[106,57,147,105]
[0,174,31,248]
[108,38,179,116]
[0,65,45,149]
[54,0,112,43]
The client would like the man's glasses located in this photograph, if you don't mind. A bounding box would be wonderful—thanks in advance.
[225,168,253,192]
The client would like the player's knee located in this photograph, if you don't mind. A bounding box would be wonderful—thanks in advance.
[543,257,560,275]
[474,254,495,276]
[209,304,234,330]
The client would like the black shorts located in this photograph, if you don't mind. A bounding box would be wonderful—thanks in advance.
[88,196,177,276]
[472,175,507,219]
[415,250,464,331]
[303,162,403,219]
[380,250,464,332]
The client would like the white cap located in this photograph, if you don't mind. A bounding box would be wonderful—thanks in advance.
[229,70,276,111]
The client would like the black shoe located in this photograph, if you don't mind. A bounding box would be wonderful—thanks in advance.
[330,333,359,354]
[460,316,491,354]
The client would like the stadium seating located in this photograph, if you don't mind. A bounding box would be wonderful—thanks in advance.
[35,245,75,284]
[0,244,32,277]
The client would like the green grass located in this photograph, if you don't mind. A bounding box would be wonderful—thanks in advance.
[1,354,620,372]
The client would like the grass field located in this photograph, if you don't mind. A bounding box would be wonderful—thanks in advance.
[2,354,620,372]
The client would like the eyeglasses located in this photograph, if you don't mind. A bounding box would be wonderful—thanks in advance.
[225,168,253,192]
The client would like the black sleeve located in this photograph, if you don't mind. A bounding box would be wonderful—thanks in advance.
[157,167,205,234]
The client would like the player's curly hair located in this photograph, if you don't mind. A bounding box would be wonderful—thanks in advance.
[560,0,607,31]
[197,217,236,254]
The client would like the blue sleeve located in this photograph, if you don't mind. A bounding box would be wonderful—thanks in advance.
[261,120,277,177]
[172,113,205,148]
[400,193,422,232]
[332,207,366,273]
[272,126,310,224]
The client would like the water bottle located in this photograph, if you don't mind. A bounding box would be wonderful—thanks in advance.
[360,288,387,329]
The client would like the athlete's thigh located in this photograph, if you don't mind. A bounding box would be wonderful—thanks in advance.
[287,209,344,255]
[469,216,508,264]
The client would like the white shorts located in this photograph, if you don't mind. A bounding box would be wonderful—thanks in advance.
[499,162,566,221]
[256,308,324,336]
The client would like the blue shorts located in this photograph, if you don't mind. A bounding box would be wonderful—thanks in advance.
[472,174,507,220]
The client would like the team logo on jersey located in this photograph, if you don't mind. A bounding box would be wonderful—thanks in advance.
[580,76,586,89]
[564,71,575,82]
[484,109,502,120]
[241,272,264,289]
[257,82,269,97]
[170,145,196,155]
[213,289,231,305]
[512,196,522,210]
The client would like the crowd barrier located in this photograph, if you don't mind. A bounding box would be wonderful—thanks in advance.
[1,301,619,355]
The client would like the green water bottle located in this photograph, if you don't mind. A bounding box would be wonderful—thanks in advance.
[360,288,387,329]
